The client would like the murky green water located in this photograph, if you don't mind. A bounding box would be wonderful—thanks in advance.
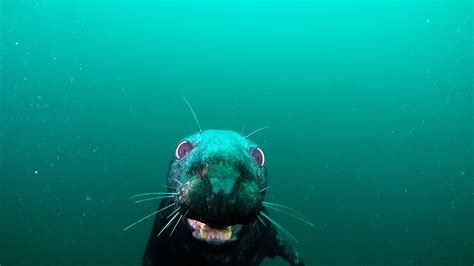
[1,0,472,265]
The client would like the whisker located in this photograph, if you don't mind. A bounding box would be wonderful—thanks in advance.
[133,195,176,204]
[157,211,180,237]
[256,214,267,227]
[251,220,261,238]
[123,203,175,231]
[262,201,304,217]
[246,126,269,138]
[259,212,300,244]
[173,178,183,186]
[170,214,183,237]
[259,186,271,193]
[161,184,177,190]
[129,192,178,200]
[182,96,202,132]
[255,220,262,237]
[170,210,189,237]
[263,204,315,228]
[166,207,180,219]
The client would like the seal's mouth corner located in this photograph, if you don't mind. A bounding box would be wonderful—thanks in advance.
[187,218,242,244]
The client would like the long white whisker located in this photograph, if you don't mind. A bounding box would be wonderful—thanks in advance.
[259,212,300,244]
[262,202,304,217]
[263,205,315,228]
[129,192,177,200]
[157,211,180,237]
[173,178,183,185]
[182,96,202,132]
[166,207,180,219]
[259,186,271,193]
[256,214,267,227]
[254,220,262,237]
[123,203,175,231]
[161,184,177,190]
[246,126,269,138]
[133,195,176,204]
[170,210,188,237]
[251,220,260,238]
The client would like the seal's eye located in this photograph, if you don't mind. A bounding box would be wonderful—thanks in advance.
[251,147,265,166]
[175,140,193,159]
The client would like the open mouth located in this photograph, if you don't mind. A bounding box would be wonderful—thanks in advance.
[187,218,242,244]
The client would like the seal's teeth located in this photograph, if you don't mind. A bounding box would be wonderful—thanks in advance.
[223,231,232,240]
[200,228,208,239]
[188,218,239,241]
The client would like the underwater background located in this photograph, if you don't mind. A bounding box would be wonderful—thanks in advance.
[1,0,473,265]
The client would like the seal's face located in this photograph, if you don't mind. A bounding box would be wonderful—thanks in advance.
[168,130,267,245]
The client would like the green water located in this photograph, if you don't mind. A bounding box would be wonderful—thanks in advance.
[1,0,472,265]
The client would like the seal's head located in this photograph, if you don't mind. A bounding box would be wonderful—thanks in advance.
[168,130,267,245]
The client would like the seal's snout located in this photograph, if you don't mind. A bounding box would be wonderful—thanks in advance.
[207,163,239,196]
[177,160,261,226]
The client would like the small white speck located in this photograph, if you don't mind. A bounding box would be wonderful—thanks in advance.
[426,70,431,74]
[426,19,430,23]
[404,188,408,193]
[82,213,86,217]
[34,170,38,174]
[70,78,74,82]
[85,195,91,201]
[14,41,19,46]
[460,171,465,176]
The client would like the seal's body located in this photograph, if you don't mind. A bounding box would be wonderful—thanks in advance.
[142,130,304,266]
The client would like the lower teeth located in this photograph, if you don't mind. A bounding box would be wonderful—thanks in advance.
[188,219,236,241]
[198,227,232,240]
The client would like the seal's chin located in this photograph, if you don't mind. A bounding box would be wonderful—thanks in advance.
[187,218,242,245]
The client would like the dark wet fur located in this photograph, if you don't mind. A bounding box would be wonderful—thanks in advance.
[143,198,304,266]
[141,130,304,266]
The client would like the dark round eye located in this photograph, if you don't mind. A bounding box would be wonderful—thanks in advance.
[251,147,265,166]
[175,140,193,159]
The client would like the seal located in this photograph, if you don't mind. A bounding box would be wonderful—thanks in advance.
[137,129,305,266]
